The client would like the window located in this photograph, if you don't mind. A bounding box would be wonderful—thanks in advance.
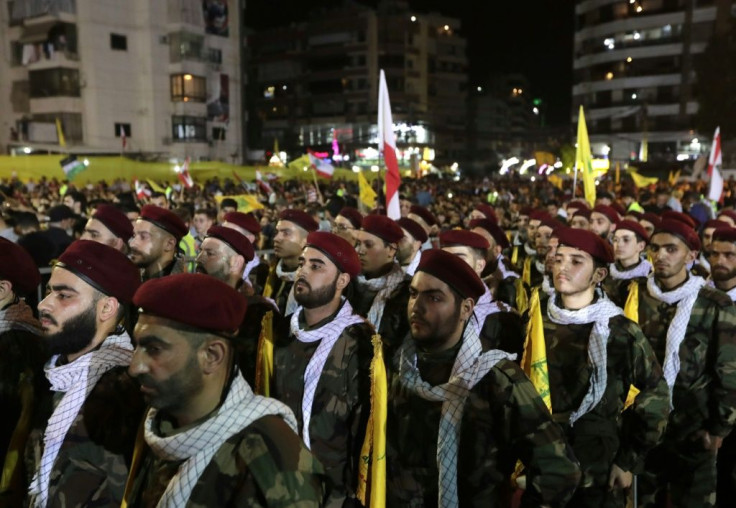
[169,32,205,62]
[207,48,222,64]
[212,127,226,140]
[110,33,127,51]
[170,74,206,102]
[172,116,206,142]
[29,68,80,97]
[115,123,131,138]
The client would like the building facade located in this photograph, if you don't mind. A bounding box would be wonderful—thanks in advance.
[0,0,243,163]
[572,0,733,163]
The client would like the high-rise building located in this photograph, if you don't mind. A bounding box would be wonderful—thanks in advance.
[0,0,242,162]
[572,0,732,163]
[246,0,468,168]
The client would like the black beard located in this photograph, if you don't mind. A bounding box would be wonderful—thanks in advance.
[294,276,338,309]
[43,305,98,356]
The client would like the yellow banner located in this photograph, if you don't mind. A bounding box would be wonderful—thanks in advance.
[214,194,264,213]
[576,106,596,207]
[359,170,377,209]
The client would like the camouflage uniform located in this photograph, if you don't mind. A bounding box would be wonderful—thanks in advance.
[482,257,518,309]
[601,262,649,308]
[125,415,328,507]
[272,311,374,508]
[234,290,281,388]
[479,306,525,360]
[386,336,581,508]
[540,295,670,508]
[634,280,736,508]
[141,257,186,282]
[26,366,144,508]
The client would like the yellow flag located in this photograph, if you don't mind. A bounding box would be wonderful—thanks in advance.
[287,154,311,172]
[55,118,66,147]
[576,106,595,207]
[254,311,274,396]
[548,174,563,190]
[146,179,166,193]
[630,170,658,188]
[357,335,387,508]
[668,169,681,186]
[515,257,532,313]
[623,281,640,410]
[615,162,620,185]
[521,289,551,411]
[214,194,264,213]
[359,170,377,209]
[511,246,519,267]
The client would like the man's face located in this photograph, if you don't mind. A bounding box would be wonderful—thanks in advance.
[396,229,418,264]
[709,241,736,283]
[553,245,598,297]
[408,271,467,349]
[527,219,541,247]
[535,225,554,257]
[471,227,499,258]
[150,196,168,209]
[570,215,590,230]
[273,220,307,260]
[129,220,167,268]
[544,236,559,274]
[590,212,613,239]
[546,204,558,217]
[63,195,79,214]
[192,213,214,237]
[81,218,122,250]
[129,315,205,412]
[195,237,232,282]
[218,206,236,223]
[332,215,357,244]
[613,230,644,263]
[294,247,341,308]
[640,219,656,238]
[400,199,412,218]
[656,193,669,207]
[702,227,717,253]
[442,246,485,276]
[38,267,99,356]
[355,230,395,276]
[126,210,140,223]
[517,215,530,235]
[649,233,696,282]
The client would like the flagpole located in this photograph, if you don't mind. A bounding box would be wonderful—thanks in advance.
[572,162,578,199]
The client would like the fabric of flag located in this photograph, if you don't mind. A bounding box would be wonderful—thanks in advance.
[55,118,66,147]
[708,126,723,202]
[175,157,194,188]
[254,311,274,396]
[359,170,377,209]
[356,334,388,508]
[214,194,263,213]
[622,281,641,410]
[286,154,311,172]
[629,170,658,188]
[575,106,596,207]
[521,288,551,411]
[308,151,335,178]
[379,69,401,219]
[146,180,166,194]
[59,155,86,180]
[515,257,532,314]
[255,170,273,195]
[134,178,151,200]
[120,124,127,150]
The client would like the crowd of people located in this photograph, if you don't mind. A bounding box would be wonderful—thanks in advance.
[1,169,736,508]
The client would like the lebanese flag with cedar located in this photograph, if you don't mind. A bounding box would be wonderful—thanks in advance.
[379,69,400,219]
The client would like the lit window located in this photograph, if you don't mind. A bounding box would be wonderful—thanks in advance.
[170,74,206,102]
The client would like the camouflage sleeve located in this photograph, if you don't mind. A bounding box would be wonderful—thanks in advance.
[491,360,581,507]
[708,301,736,437]
[614,319,670,473]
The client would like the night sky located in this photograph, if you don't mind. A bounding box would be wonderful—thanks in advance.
[246,0,575,126]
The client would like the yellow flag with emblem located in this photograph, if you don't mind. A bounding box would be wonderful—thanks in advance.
[359,171,377,209]
[214,194,264,214]
[356,335,387,508]
[254,311,274,396]
[576,106,596,207]
[515,257,532,313]
[630,170,658,188]
[521,288,551,411]
[623,281,641,409]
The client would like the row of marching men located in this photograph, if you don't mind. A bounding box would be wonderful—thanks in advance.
[3,198,736,507]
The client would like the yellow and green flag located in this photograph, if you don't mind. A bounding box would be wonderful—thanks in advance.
[214,194,264,213]
[521,288,551,411]
[254,311,274,396]
[576,106,596,207]
[629,170,658,188]
[359,170,377,209]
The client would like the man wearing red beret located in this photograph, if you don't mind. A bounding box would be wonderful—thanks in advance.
[569,209,592,230]
[271,231,374,507]
[396,217,426,277]
[333,207,363,246]
[263,209,318,316]
[28,241,144,508]
[603,220,651,307]
[510,207,533,269]
[590,204,619,242]
[408,205,438,249]
[469,218,520,306]
[698,219,730,276]
[387,249,580,507]
[124,274,327,507]
[222,211,269,295]
[631,220,736,508]
[533,228,669,508]
[81,204,133,253]
[129,205,188,281]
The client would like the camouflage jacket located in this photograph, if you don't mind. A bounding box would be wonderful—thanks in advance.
[125,415,328,508]
[233,293,281,388]
[272,312,374,508]
[539,295,670,486]
[26,366,144,508]
[635,279,736,440]
[601,262,649,308]
[386,338,581,508]
[480,307,525,361]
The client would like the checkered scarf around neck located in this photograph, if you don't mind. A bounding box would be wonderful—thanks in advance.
[144,372,297,508]
[29,331,134,508]
[290,299,365,449]
[547,292,623,425]
[535,259,546,276]
[524,242,536,256]
[357,262,406,329]
[646,273,706,403]
[609,259,652,280]
[399,323,516,507]
[242,255,261,281]
[275,259,299,316]
[496,253,519,280]
[403,249,422,277]
[0,298,43,334]
[470,286,507,337]
[541,275,554,296]
[707,279,736,301]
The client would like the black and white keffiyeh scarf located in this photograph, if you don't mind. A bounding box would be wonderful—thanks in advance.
[357,263,405,329]
[275,260,299,316]
[609,259,652,280]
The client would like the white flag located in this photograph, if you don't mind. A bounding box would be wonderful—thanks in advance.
[708,127,723,202]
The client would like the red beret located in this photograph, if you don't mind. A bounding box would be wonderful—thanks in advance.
[652,219,701,251]
[306,231,361,278]
[538,217,562,232]
[361,214,404,244]
[556,227,614,264]
[712,227,736,244]
[661,210,696,229]
[592,204,620,225]
[718,210,736,223]
[625,210,643,220]
[57,240,141,303]
[704,219,730,230]
[640,212,661,226]
[337,207,363,230]
[611,202,626,217]
[469,218,509,249]
[409,205,438,226]
[223,212,261,235]
[279,209,319,232]
[529,210,551,222]
[439,229,490,250]
[396,217,428,243]
[205,225,255,261]
[92,204,133,241]
[567,200,590,213]
[416,249,486,303]
[134,273,246,335]
[615,220,649,242]
[139,205,188,241]
[0,238,41,296]
[571,208,592,220]
[474,204,497,222]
